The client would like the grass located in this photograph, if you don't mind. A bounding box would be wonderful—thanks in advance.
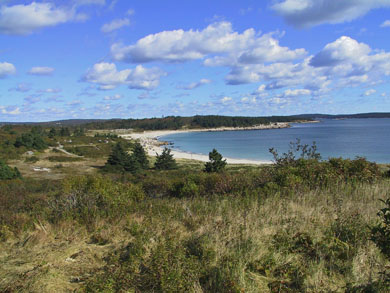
[0,172,389,292]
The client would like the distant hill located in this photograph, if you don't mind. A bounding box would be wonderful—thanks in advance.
[2,113,390,130]
[292,112,390,119]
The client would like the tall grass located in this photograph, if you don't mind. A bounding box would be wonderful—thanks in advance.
[0,157,389,292]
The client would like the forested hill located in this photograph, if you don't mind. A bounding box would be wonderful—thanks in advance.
[83,115,310,131]
[293,112,390,119]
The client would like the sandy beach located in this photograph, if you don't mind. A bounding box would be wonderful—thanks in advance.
[120,123,290,165]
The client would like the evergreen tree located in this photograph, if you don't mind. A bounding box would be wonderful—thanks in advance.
[60,127,71,137]
[204,149,227,173]
[0,160,21,180]
[155,148,177,170]
[48,128,57,138]
[104,142,141,173]
[132,142,149,169]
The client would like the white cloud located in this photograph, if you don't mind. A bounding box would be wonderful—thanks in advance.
[363,89,376,96]
[38,88,62,93]
[83,62,166,90]
[272,0,390,28]
[0,106,21,115]
[283,89,311,97]
[0,2,84,35]
[104,94,122,100]
[310,36,371,67]
[0,62,16,78]
[220,96,232,104]
[177,78,211,90]
[101,18,130,33]
[28,67,55,76]
[381,20,390,27]
[111,22,306,64]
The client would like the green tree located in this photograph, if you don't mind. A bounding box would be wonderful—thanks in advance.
[48,127,57,138]
[14,132,47,150]
[155,147,177,170]
[59,127,71,137]
[104,142,140,174]
[0,160,21,180]
[132,142,149,169]
[204,148,227,173]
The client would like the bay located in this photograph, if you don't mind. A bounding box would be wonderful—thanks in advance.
[160,118,390,163]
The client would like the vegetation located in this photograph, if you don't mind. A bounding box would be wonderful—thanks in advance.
[0,160,21,180]
[0,132,390,292]
[204,148,227,173]
[104,141,149,173]
[155,147,177,170]
[84,115,309,131]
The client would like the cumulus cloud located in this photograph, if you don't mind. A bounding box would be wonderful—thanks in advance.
[0,2,86,35]
[381,20,390,27]
[0,105,21,115]
[310,36,390,79]
[272,0,390,28]
[220,96,233,104]
[0,62,16,78]
[28,67,55,76]
[111,22,306,64]
[177,79,212,90]
[101,18,130,33]
[310,36,370,67]
[83,62,166,90]
[362,89,377,96]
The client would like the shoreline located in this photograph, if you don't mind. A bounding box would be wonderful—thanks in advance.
[120,123,295,165]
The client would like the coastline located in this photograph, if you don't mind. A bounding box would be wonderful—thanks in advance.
[120,122,293,165]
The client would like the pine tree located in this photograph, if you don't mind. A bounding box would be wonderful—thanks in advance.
[204,148,227,173]
[155,148,177,170]
[104,142,141,173]
[132,142,149,169]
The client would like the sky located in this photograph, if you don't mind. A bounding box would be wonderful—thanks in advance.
[1,0,390,122]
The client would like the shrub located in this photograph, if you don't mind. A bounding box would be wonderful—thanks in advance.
[0,160,21,180]
[371,199,390,259]
[204,148,226,173]
[47,156,83,162]
[155,147,177,170]
[24,156,39,163]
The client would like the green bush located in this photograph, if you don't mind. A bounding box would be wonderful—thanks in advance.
[155,147,177,170]
[0,160,21,180]
[204,148,226,173]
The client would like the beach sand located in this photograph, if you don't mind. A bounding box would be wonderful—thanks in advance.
[119,124,289,165]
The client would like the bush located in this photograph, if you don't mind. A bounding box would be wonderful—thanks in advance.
[24,156,39,163]
[0,160,21,180]
[204,149,226,173]
[155,147,177,170]
[371,198,390,258]
[47,156,83,162]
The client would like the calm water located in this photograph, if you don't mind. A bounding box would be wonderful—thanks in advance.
[160,118,390,163]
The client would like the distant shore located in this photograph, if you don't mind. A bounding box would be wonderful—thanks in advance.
[120,122,295,165]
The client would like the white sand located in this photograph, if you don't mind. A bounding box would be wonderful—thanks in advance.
[120,124,290,165]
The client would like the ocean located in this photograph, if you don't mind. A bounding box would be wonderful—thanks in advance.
[159,118,390,163]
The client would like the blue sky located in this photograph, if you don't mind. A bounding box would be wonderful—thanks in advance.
[1,0,390,122]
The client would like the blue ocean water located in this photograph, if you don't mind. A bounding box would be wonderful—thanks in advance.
[159,118,390,163]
